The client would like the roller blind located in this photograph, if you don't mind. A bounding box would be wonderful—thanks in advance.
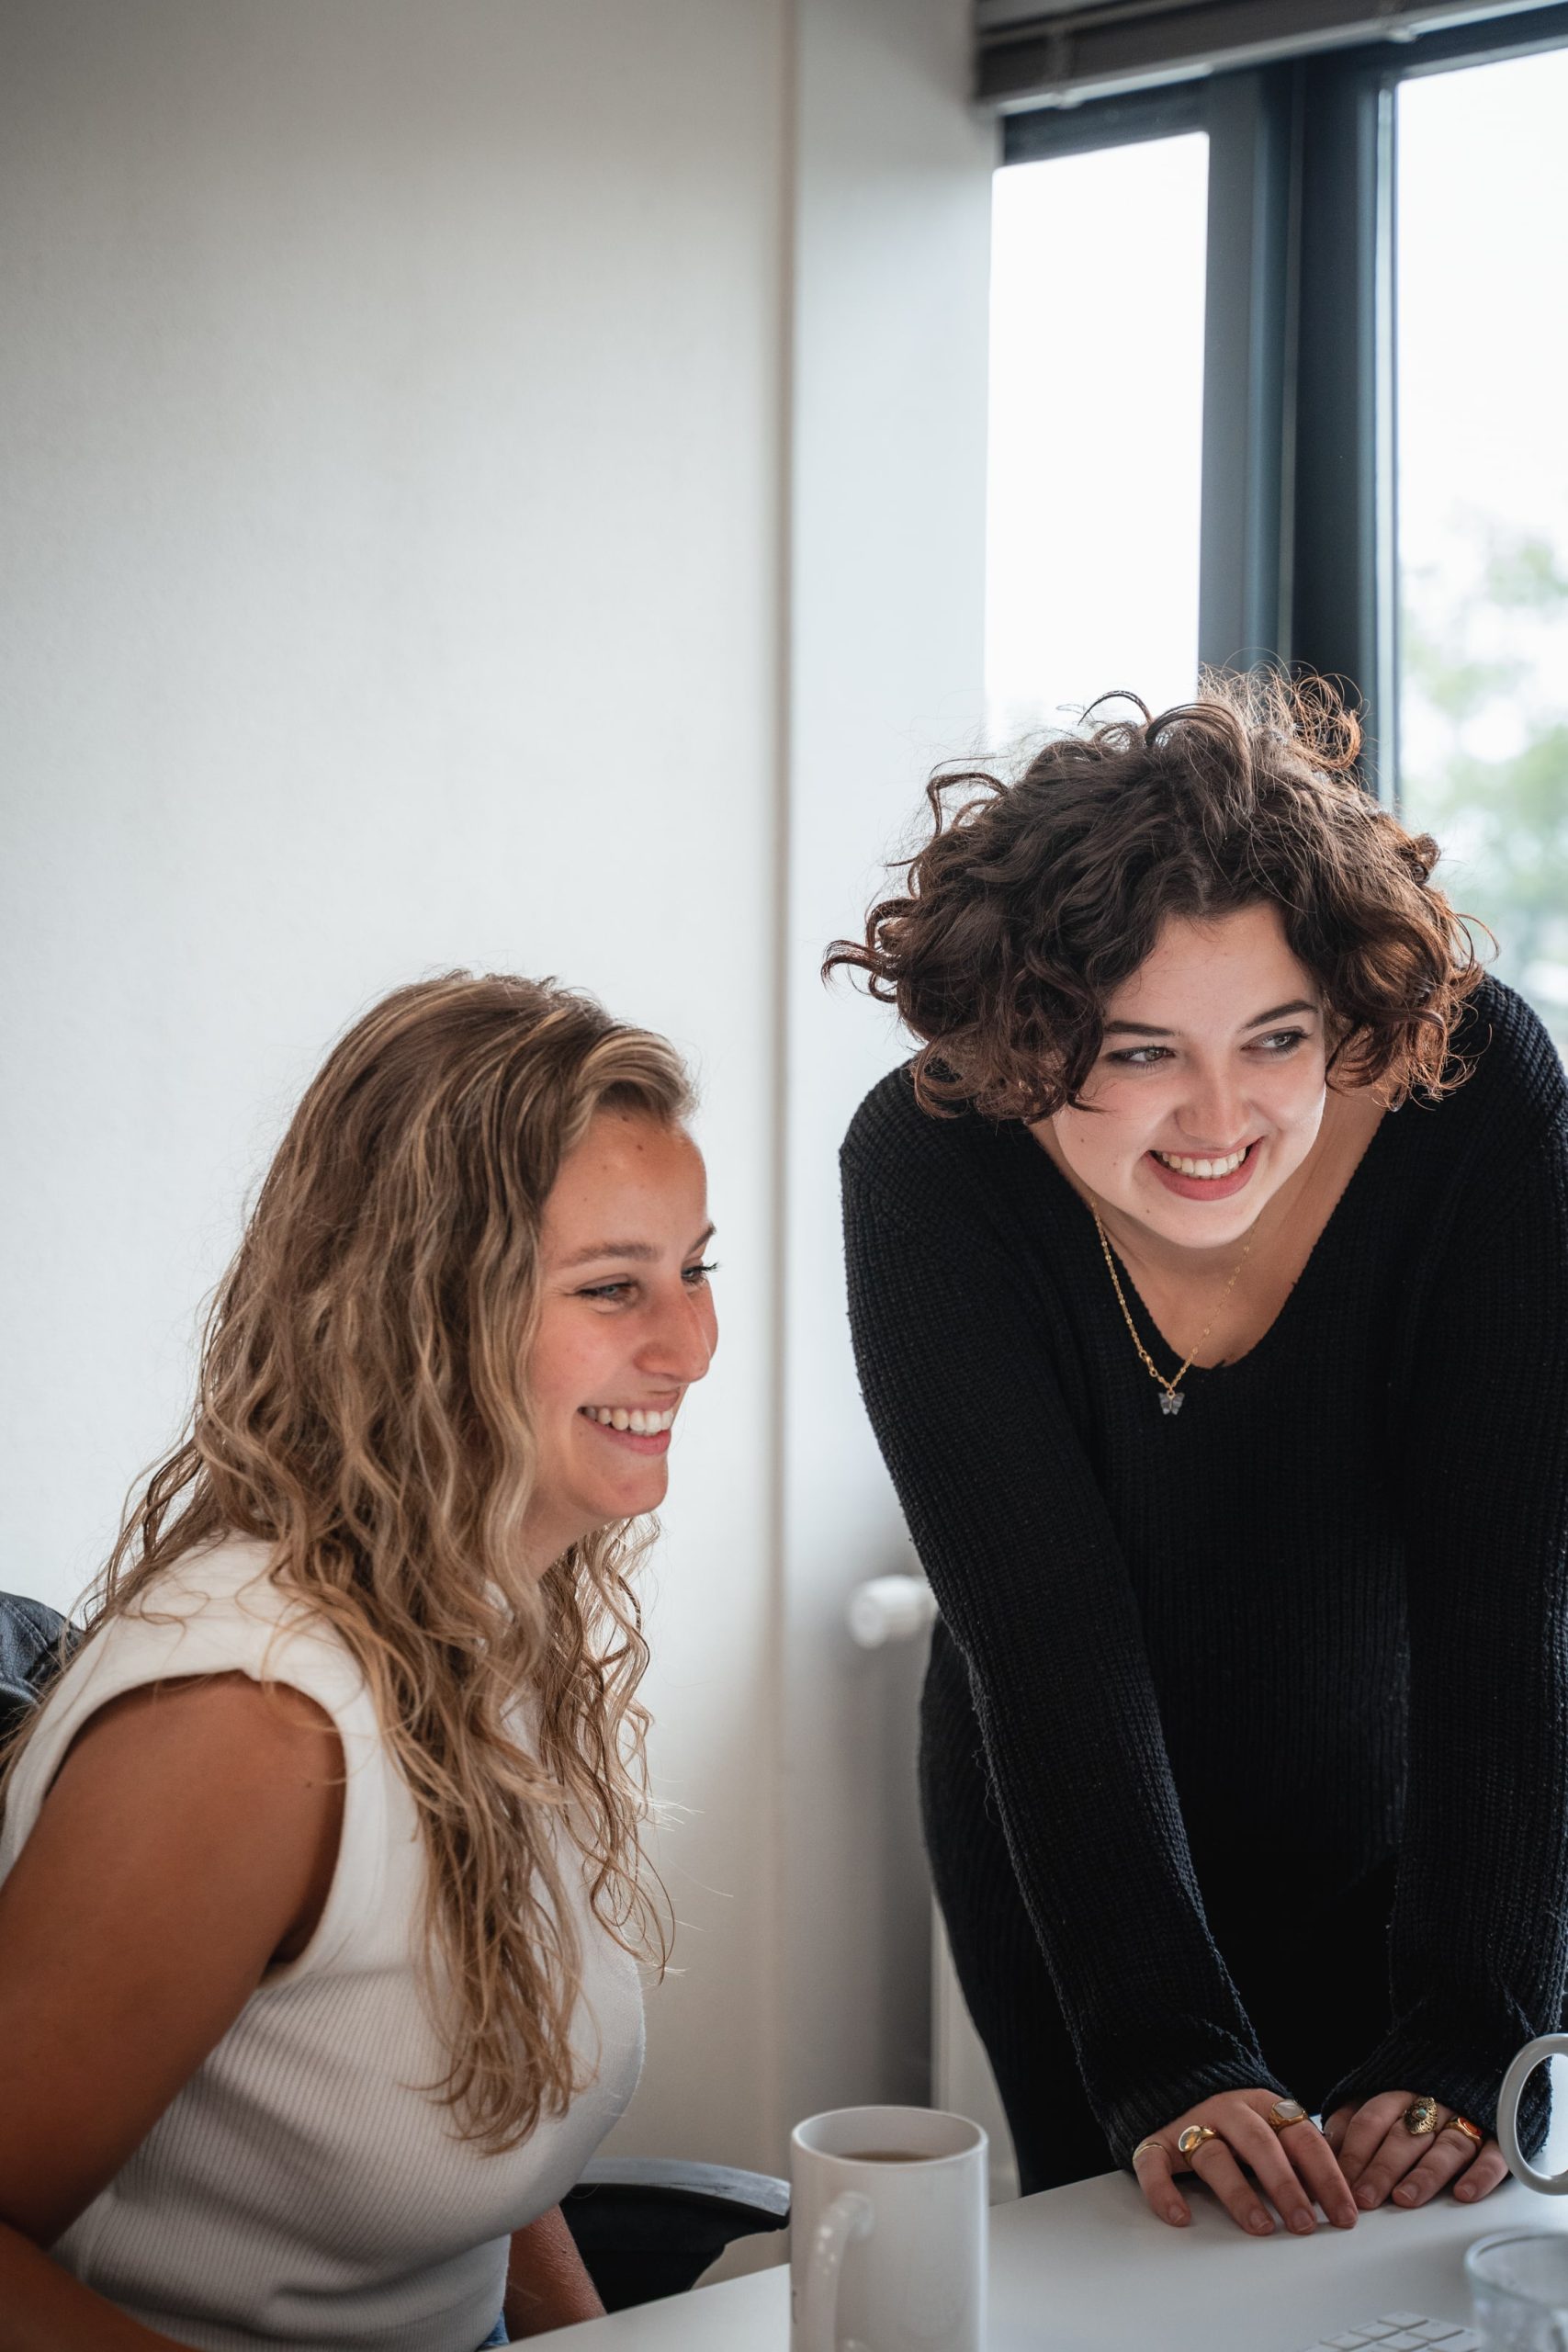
[977,0,1565,107]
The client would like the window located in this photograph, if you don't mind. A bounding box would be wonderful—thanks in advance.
[990,9,1568,1045]
[1396,47,1568,1048]
[986,132,1209,741]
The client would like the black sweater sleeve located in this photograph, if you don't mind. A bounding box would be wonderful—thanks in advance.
[842,1157,1288,2162]
[1324,1105,1568,2144]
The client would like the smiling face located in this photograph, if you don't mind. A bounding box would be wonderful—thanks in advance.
[522,1107,717,1572]
[1040,902,1333,1250]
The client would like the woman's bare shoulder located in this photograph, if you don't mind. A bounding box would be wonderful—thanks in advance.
[61,1667,341,1774]
[0,1674,344,2245]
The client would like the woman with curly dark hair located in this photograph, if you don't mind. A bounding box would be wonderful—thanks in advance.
[828,675,1568,2241]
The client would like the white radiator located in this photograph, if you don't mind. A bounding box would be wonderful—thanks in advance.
[931,1902,1021,2202]
[850,1574,1021,2204]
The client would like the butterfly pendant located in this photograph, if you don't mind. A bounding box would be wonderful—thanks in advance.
[1159,1390,1185,1417]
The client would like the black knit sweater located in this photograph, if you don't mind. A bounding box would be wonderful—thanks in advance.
[842,978,1568,2165]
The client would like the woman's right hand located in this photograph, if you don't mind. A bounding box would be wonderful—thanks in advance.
[1131,2089,1359,2236]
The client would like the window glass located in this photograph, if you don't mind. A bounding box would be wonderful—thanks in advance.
[1396,49,1568,1050]
[986,134,1208,745]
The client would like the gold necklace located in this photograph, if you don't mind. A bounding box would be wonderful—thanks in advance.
[1091,1202,1255,1418]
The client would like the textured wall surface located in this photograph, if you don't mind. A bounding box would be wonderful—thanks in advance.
[0,0,989,2184]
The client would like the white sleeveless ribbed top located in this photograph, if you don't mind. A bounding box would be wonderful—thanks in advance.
[0,1538,644,2352]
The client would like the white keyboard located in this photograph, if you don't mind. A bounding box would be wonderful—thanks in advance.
[1295,2315,1482,2352]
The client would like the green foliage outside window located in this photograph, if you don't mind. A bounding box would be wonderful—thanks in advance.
[1400,524,1568,1055]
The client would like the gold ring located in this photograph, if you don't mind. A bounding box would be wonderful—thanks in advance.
[1269,2098,1309,2132]
[1131,2136,1166,2165]
[1404,2095,1439,2137]
[1442,2113,1483,2149]
[1178,2123,1220,2157]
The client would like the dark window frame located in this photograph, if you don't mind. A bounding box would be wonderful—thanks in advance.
[997,1,1568,799]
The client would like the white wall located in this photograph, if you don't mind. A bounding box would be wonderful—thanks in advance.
[781,0,993,2131]
[0,0,991,2188]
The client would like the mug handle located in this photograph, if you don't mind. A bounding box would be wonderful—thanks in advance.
[798,2189,874,2352]
[1497,2034,1568,2192]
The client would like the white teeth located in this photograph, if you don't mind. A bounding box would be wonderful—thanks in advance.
[1156,1146,1248,1179]
[584,1407,677,1432]
[611,1408,630,1430]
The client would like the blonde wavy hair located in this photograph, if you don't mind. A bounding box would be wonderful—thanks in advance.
[6,972,692,2150]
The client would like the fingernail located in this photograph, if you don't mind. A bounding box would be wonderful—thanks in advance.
[1291,2211,1314,2234]
[1249,2210,1272,2233]
[1394,2184,1417,2205]
[1356,2184,1376,2209]
[1455,2184,1475,2201]
[1168,2206,1190,2225]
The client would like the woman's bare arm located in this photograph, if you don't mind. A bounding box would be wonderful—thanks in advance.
[502,2204,606,2336]
[0,1672,343,2350]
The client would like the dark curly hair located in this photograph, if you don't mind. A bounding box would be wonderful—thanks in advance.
[824,673,1484,1122]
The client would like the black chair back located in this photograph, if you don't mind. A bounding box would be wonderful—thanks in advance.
[561,2157,789,2309]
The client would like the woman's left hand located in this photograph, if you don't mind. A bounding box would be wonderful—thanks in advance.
[1323,2092,1509,2211]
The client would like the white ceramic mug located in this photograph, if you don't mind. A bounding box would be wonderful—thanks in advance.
[1498,2036,1568,2193]
[788,2104,987,2352]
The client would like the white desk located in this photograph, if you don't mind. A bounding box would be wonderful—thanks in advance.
[563,2172,1568,2349]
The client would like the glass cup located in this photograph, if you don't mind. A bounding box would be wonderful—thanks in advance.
[1467,2229,1568,2351]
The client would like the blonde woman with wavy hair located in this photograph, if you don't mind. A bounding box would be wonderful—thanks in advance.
[0,973,718,2349]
